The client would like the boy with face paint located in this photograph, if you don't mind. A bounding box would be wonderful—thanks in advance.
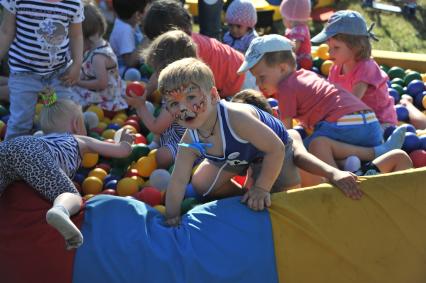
[159,58,300,226]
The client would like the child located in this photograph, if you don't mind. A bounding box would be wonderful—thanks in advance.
[0,91,134,250]
[142,0,254,98]
[159,58,300,226]
[223,0,259,54]
[311,10,397,129]
[0,0,84,139]
[237,34,406,167]
[109,0,149,78]
[279,0,312,69]
[127,30,198,169]
[71,3,127,112]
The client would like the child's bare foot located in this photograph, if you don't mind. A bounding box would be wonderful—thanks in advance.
[46,206,83,250]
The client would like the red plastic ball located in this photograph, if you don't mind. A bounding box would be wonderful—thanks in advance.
[134,133,147,144]
[126,82,145,97]
[409,150,426,168]
[101,189,117,195]
[136,187,162,207]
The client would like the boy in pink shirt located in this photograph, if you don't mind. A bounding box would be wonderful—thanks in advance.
[312,10,397,128]
[238,34,406,167]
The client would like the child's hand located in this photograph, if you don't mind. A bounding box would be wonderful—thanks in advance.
[60,62,81,86]
[119,128,135,144]
[125,92,146,108]
[241,186,271,211]
[330,170,363,200]
[165,215,181,227]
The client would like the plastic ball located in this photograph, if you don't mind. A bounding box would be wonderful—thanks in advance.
[83,111,99,129]
[391,77,405,86]
[400,123,416,134]
[406,80,425,97]
[126,81,145,97]
[134,133,147,144]
[124,68,142,81]
[73,173,86,185]
[106,123,121,131]
[404,71,422,85]
[409,150,426,168]
[316,44,329,60]
[123,119,141,133]
[267,98,278,108]
[0,104,9,117]
[82,176,103,195]
[102,129,116,139]
[82,152,99,168]
[419,135,426,150]
[96,163,111,173]
[145,101,155,114]
[33,130,44,137]
[320,60,333,76]
[136,187,162,206]
[181,197,199,214]
[130,144,151,162]
[184,183,198,198]
[83,194,95,201]
[1,114,10,124]
[101,189,117,195]
[154,205,166,215]
[116,177,139,196]
[391,84,404,95]
[414,92,425,111]
[134,156,157,178]
[388,88,400,104]
[86,105,104,120]
[149,169,171,192]
[387,66,406,80]
[104,179,118,190]
[383,125,396,141]
[88,168,108,181]
[402,132,421,153]
[299,57,313,70]
[423,95,426,109]
[343,155,361,172]
[395,105,409,122]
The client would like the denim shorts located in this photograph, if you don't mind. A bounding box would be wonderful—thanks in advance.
[304,111,383,148]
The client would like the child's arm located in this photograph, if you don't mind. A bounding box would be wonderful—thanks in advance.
[61,23,83,86]
[165,131,198,226]
[122,49,142,68]
[126,95,174,134]
[0,9,16,60]
[230,107,285,210]
[293,40,301,54]
[76,54,109,90]
[289,130,362,199]
[76,129,134,158]
[352,82,369,99]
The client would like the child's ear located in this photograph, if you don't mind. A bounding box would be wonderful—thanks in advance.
[210,87,220,102]
[278,62,290,75]
[72,114,87,136]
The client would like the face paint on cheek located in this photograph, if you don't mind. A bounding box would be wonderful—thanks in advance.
[191,93,207,114]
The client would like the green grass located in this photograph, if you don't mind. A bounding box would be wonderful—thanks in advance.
[279,0,426,53]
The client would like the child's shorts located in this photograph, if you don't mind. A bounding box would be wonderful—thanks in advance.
[304,111,383,148]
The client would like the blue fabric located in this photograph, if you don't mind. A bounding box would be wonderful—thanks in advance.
[189,100,290,166]
[304,119,383,148]
[73,195,278,283]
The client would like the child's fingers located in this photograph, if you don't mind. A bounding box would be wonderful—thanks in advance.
[241,191,249,203]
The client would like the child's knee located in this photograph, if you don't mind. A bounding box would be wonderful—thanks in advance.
[155,147,174,169]
[308,136,329,153]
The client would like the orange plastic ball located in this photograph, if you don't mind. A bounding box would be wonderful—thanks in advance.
[116,177,139,196]
[82,176,103,195]
[82,152,99,168]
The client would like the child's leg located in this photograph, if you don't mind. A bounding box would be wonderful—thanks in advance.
[371,149,413,173]
[6,74,41,139]
[191,160,244,199]
[400,97,426,130]
[155,146,174,169]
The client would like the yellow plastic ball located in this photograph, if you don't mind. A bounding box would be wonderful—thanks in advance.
[316,44,329,60]
[102,129,116,140]
[87,105,104,120]
[121,125,137,134]
[422,95,426,109]
[82,176,103,195]
[97,122,108,131]
[311,49,318,58]
[111,117,125,126]
[102,117,111,124]
[116,177,139,196]
[131,175,145,187]
[82,152,99,168]
[114,112,128,122]
[148,149,157,158]
[154,205,166,215]
[88,168,108,181]
[421,73,426,83]
[321,60,334,76]
[83,194,95,201]
[134,156,157,178]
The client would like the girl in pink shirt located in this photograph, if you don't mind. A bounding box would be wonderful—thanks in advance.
[280,0,312,70]
[312,10,397,128]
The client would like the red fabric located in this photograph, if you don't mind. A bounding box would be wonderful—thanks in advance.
[0,182,84,283]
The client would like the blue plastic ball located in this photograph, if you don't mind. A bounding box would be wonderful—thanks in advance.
[184,183,199,199]
[105,179,118,190]
[103,174,120,185]
[395,105,409,122]
[388,88,400,104]
[311,66,321,74]
[414,92,425,111]
[407,80,425,97]
[73,173,85,185]
[107,123,121,131]
[400,123,416,134]
[1,114,10,124]
[123,68,142,81]
[402,132,421,153]
[383,125,396,141]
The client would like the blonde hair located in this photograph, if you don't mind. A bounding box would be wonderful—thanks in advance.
[40,99,83,134]
[143,30,197,72]
[82,2,107,40]
[262,50,297,69]
[231,89,273,115]
[158,57,215,95]
[333,34,371,61]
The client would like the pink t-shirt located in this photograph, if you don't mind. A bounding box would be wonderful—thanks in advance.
[328,59,397,125]
[192,33,245,98]
[285,24,311,62]
[278,69,371,130]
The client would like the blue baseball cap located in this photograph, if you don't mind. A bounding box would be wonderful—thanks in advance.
[237,34,293,73]
[311,10,377,43]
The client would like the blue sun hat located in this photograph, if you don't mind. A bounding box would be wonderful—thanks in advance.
[311,10,378,44]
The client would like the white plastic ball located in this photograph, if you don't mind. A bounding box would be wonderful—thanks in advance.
[145,101,155,114]
[33,130,44,137]
[343,155,361,173]
[84,111,100,129]
[149,169,171,192]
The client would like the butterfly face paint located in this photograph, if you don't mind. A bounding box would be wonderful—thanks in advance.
[164,83,209,124]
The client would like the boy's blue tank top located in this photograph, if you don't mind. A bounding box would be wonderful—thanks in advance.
[188,100,290,166]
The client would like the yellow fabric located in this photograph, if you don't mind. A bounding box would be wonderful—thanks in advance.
[269,168,426,283]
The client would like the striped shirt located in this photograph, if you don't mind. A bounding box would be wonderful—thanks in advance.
[40,133,81,178]
[1,0,84,74]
